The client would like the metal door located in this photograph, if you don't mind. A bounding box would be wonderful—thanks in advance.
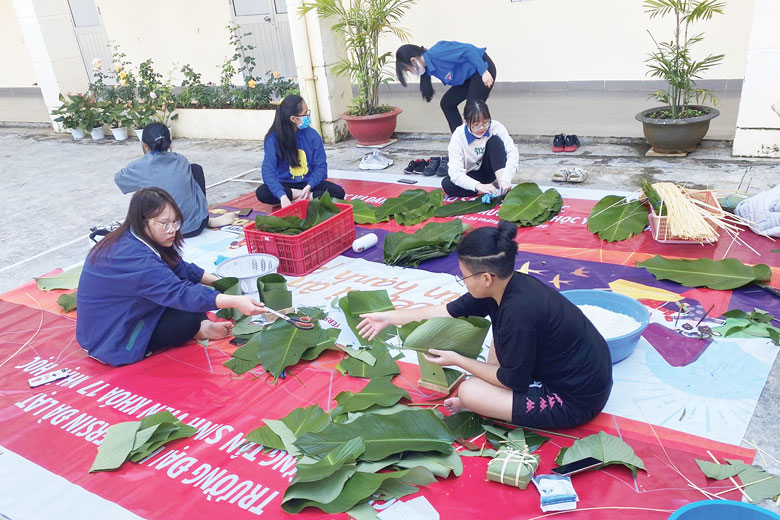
[230,0,297,80]
[66,0,113,84]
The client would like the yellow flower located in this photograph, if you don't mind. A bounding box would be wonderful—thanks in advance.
[115,65,121,72]
[272,71,280,78]
[248,79,256,88]
[119,71,127,79]
[120,79,127,87]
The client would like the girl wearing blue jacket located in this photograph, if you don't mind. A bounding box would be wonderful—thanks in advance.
[396,41,497,133]
[76,188,266,366]
[256,95,345,207]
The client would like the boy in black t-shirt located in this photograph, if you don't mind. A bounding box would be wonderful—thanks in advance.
[357,220,613,429]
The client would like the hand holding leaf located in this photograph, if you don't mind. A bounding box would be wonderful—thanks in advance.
[423,348,463,367]
[356,312,394,341]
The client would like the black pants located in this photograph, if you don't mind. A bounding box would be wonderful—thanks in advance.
[511,381,604,429]
[441,53,497,133]
[255,180,346,205]
[146,307,206,355]
[441,135,507,197]
[183,163,209,238]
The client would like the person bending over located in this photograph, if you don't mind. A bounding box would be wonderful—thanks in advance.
[115,123,209,238]
[256,94,345,207]
[357,220,613,429]
[76,187,266,366]
[443,99,519,198]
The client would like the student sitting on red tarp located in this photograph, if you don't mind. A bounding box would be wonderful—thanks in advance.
[76,187,266,366]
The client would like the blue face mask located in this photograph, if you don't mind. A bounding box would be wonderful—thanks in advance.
[297,115,311,130]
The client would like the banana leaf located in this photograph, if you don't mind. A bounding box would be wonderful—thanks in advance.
[374,189,443,224]
[725,459,780,505]
[333,377,410,415]
[345,503,379,520]
[257,273,292,310]
[556,431,646,476]
[255,322,329,377]
[89,422,140,472]
[498,183,562,226]
[433,197,501,217]
[57,292,77,312]
[223,357,258,375]
[213,276,243,320]
[283,467,436,514]
[587,195,650,242]
[254,215,306,235]
[35,265,83,291]
[338,290,396,346]
[282,466,357,513]
[394,204,438,226]
[695,459,743,480]
[336,341,400,379]
[294,437,365,484]
[296,409,454,461]
[443,412,490,439]
[383,219,466,267]
[637,255,772,290]
[336,198,385,225]
[300,327,341,361]
[336,344,377,366]
[394,449,463,478]
[246,404,331,451]
[303,192,340,229]
[231,316,264,337]
[403,316,491,359]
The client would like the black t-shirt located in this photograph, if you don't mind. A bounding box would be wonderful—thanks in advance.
[446,272,613,410]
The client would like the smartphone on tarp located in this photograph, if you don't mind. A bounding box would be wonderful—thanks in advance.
[551,457,602,476]
[398,179,418,184]
[237,208,252,217]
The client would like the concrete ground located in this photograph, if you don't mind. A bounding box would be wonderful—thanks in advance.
[0,126,779,508]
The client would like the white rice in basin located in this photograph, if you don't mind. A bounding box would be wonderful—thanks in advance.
[577,304,641,339]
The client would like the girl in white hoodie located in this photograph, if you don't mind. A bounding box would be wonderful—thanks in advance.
[442,99,519,197]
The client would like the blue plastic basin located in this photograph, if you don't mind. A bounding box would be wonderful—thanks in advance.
[562,289,650,363]
[669,500,780,520]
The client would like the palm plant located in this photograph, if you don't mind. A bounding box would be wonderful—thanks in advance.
[299,0,417,116]
[644,0,725,119]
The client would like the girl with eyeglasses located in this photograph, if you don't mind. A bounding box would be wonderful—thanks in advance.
[76,188,267,366]
[396,41,497,133]
[442,99,519,198]
[114,123,209,238]
[357,220,613,430]
[256,94,345,208]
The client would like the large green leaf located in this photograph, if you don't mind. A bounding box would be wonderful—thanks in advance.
[336,198,386,225]
[333,377,410,415]
[558,431,646,476]
[57,292,78,312]
[433,198,501,217]
[282,466,357,513]
[223,356,257,375]
[246,405,331,451]
[695,459,743,480]
[254,322,328,377]
[89,421,140,472]
[296,409,454,461]
[293,437,365,484]
[587,195,650,242]
[394,449,463,478]
[498,183,562,226]
[637,256,772,290]
[403,316,490,359]
[231,316,264,337]
[339,290,395,346]
[257,273,292,311]
[726,459,780,504]
[303,192,340,229]
[35,266,83,291]
[374,189,443,224]
[443,412,490,439]
[383,219,466,267]
[254,215,306,235]
[301,327,341,361]
[336,341,400,379]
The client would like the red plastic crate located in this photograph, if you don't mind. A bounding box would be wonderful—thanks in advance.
[244,201,355,276]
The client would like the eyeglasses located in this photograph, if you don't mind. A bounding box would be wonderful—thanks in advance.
[469,119,491,132]
[455,271,494,286]
[296,110,311,118]
[146,219,181,233]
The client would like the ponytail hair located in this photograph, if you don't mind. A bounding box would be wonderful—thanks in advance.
[456,220,518,278]
[142,122,171,153]
[396,44,434,103]
[266,94,304,167]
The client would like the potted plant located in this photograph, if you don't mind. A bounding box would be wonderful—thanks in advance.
[300,0,416,146]
[51,93,87,139]
[129,100,156,140]
[80,96,107,140]
[106,102,133,141]
[635,0,725,153]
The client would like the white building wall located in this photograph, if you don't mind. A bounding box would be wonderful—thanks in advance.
[0,0,46,88]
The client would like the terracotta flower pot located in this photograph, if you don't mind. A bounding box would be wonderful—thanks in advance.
[635,105,720,154]
[342,107,402,146]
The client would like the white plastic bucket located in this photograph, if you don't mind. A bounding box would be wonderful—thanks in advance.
[215,253,280,296]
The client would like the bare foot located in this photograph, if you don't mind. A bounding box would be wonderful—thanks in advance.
[195,320,233,340]
[444,397,470,414]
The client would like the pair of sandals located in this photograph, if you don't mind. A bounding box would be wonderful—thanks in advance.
[552,167,588,183]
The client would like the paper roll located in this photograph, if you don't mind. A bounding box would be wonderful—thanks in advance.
[352,233,378,253]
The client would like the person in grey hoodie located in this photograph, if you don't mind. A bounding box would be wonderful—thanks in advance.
[115,123,209,237]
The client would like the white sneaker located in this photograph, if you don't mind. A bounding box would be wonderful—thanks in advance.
[359,150,393,170]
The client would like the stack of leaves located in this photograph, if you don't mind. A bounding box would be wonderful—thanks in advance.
[498,183,562,227]
[35,266,82,313]
[254,192,341,235]
[384,219,467,267]
[245,389,459,515]
[433,197,502,218]
[338,290,397,347]
[256,273,292,311]
[374,189,444,226]
[637,256,772,290]
[713,308,780,346]
[336,198,389,225]
[337,340,401,379]
[587,195,650,242]
[555,431,646,476]
[696,458,780,504]
[401,316,490,359]
[89,411,196,472]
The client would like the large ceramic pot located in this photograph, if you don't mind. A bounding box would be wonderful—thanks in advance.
[342,107,402,146]
[635,105,720,153]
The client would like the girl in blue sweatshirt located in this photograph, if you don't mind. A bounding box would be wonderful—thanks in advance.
[256,95,345,207]
[76,188,266,366]
[396,41,497,133]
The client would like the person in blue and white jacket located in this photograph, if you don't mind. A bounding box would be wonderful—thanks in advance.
[256,94,345,207]
[443,99,519,198]
[396,41,497,132]
[76,187,266,366]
